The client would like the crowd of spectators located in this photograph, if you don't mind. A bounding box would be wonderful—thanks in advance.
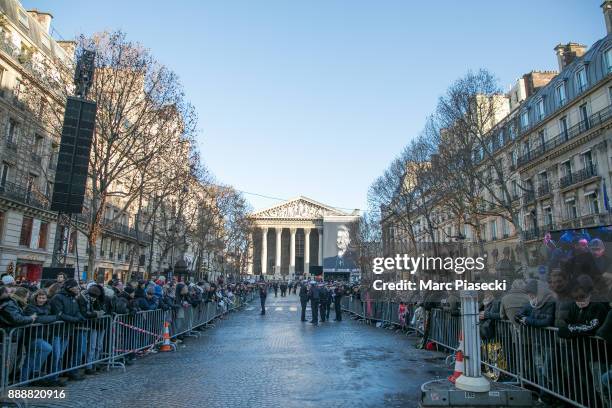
[0,272,254,387]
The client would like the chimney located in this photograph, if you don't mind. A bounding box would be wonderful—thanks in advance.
[27,10,53,35]
[554,42,588,71]
[603,1,612,34]
[522,71,558,98]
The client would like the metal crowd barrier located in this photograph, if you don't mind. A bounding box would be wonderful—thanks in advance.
[0,291,256,391]
[341,296,611,408]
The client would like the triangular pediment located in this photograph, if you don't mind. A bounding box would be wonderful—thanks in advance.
[250,196,347,219]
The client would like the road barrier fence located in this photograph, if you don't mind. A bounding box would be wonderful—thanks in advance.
[341,296,611,408]
[0,291,255,391]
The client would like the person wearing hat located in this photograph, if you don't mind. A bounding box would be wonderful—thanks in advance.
[77,283,106,375]
[1,274,15,287]
[49,279,86,381]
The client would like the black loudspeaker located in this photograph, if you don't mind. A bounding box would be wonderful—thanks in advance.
[50,97,97,214]
[42,267,74,280]
[309,265,323,276]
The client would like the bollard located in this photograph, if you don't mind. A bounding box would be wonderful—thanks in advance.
[455,290,490,392]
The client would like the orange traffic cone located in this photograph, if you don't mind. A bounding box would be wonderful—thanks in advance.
[448,332,464,384]
[159,322,175,352]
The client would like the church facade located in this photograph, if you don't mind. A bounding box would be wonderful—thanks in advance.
[248,197,359,280]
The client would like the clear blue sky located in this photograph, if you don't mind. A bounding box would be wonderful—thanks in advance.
[25,0,601,213]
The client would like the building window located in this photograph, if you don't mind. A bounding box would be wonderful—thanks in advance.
[0,163,9,188]
[581,150,594,171]
[33,134,43,156]
[19,216,33,247]
[575,67,588,94]
[605,48,612,74]
[536,99,545,121]
[13,78,21,99]
[0,211,4,242]
[490,220,497,240]
[40,35,50,50]
[565,199,578,219]
[520,110,529,129]
[38,222,48,249]
[556,82,567,106]
[502,219,510,237]
[6,118,18,144]
[559,116,568,140]
[538,129,545,149]
[68,230,77,254]
[544,207,553,227]
[17,9,29,28]
[579,103,589,130]
[561,160,573,178]
[586,192,600,215]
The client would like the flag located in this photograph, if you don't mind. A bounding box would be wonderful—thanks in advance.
[604,178,611,213]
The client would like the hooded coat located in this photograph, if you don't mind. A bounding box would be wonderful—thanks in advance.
[516,288,555,327]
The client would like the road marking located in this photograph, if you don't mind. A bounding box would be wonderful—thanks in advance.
[275,307,283,311]
[289,307,297,311]
[246,307,254,311]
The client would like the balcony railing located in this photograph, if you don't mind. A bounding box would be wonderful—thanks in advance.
[536,182,550,198]
[74,214,152,244]
[522,190,535,204]
[0,181,49,210]
[516,103,612,168]
[522,227,540,242]
[561,212,612,230]
[559,164,598,189]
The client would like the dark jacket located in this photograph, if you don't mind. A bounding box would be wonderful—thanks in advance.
[0,297,34,326]
[136,295,159,311]
[115,292,139,315]
[50,289,85,323]
[480,299,501,340]
[24,302,57,325]
[516,301,555,327]
[559,301,609,338]
[299,285,309,302]
[77,291,105,319]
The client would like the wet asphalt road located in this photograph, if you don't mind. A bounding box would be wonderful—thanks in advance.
[30,294,450,408]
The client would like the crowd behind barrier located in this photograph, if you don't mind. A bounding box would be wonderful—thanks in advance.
[0,273,255,392]
[341,294,611,408]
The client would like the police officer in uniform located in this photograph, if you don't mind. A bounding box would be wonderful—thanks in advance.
[319,283,329,323]
[309,280,320,326]
[258,280,267,315]
[299,281,309,322]
[334,284,344,321]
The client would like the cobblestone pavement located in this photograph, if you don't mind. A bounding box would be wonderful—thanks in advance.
[28,294,450,408]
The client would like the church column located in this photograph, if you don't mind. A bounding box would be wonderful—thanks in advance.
[275,227,282,277]
[317,227,323,266]
[304,228,311,276]
[289,227,296,275]
[247,232,253,274]
[261,227,268,275]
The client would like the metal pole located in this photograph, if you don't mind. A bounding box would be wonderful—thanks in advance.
[455,290,490,392]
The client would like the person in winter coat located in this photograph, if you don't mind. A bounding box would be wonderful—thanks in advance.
[500,279,530,328]
[515,280,555,328]
[479,292,501,340]
[22,289,57,384]
[558,275,610,408]
[514,279,556,402]
[49,279,85,381]
[136,286,159,311]
[559,275,609,338]
[0,286,36,326]
[548,268,573,328]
